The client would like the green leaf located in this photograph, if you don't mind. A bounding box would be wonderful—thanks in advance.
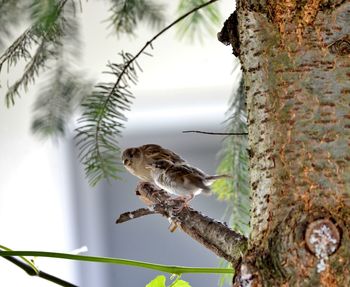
[146,275,166,287]
[171,279,191,287]
[147,275,192,287]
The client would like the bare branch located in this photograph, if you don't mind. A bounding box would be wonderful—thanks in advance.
[134,182,248,266]
[116,207,155,224]
[182,130,248,135]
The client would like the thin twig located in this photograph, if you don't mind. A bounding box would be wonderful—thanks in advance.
[2,256,77,287]
[116,208,156,224]
[182,130,248,135]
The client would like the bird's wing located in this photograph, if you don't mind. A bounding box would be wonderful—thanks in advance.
[142,144,186,164]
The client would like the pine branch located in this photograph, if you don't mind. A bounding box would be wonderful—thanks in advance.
[31,64,92,138]
[0,0,68,69]
[0,0,26,50]
[212,76,251,237]
[0,27,35,72]
[0,0,69,106]
[107,0,165,35]
[76,52,137,186]
[76,0,220,186]
[30,0,90,138]
[5,39,57,106]
[176,0,221,41]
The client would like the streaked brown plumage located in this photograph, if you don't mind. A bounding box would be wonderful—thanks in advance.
[147,159,231,203]
[122,144,186,182]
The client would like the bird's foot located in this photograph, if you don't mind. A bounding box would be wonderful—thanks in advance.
[170,195,194,214]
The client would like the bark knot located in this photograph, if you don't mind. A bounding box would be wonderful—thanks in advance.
[305,218,341,273]
[328,35,350,56]
[217,12,240,56]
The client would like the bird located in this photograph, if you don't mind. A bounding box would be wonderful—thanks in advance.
[122,144,189,232]
[146,159,232,205]
[122,144,187,182]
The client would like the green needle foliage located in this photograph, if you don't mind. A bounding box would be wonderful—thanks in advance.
[75,0,221,186]
[0,0,222,186]
[1,0,92,139]
[0,0,26,50]
[213,75,250,287]
[30,0,92,139]
[30,0,63,30]
[176,0,221,41]
[75,51,138,185]
[31,64,92,138]
[0,0,69,106]
[107,0,165,35]
[212,75,250,237]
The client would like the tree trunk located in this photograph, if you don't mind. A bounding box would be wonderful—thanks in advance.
[233,0,350,285]
[119,2,350,285]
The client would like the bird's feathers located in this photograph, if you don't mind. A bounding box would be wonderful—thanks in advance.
[122,144,232,201]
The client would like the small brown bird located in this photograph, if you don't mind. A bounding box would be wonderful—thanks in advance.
[122,144,186,182]
[146,159,231,204]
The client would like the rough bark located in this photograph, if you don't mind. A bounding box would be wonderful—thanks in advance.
[123,182,248,266]
[234,0,350,285]
[118,1,350,285]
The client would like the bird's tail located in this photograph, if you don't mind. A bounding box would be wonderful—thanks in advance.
[201,185,212,195]
[204,174,233,185]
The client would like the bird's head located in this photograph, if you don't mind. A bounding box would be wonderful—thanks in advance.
[122,147,142,167]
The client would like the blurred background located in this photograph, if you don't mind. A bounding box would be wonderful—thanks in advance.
[0,1,241,286]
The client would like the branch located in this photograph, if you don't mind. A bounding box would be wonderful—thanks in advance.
[116,207,156,223]
[2,256,77,287]
[134,182,248,266]
[182,130,248,135]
